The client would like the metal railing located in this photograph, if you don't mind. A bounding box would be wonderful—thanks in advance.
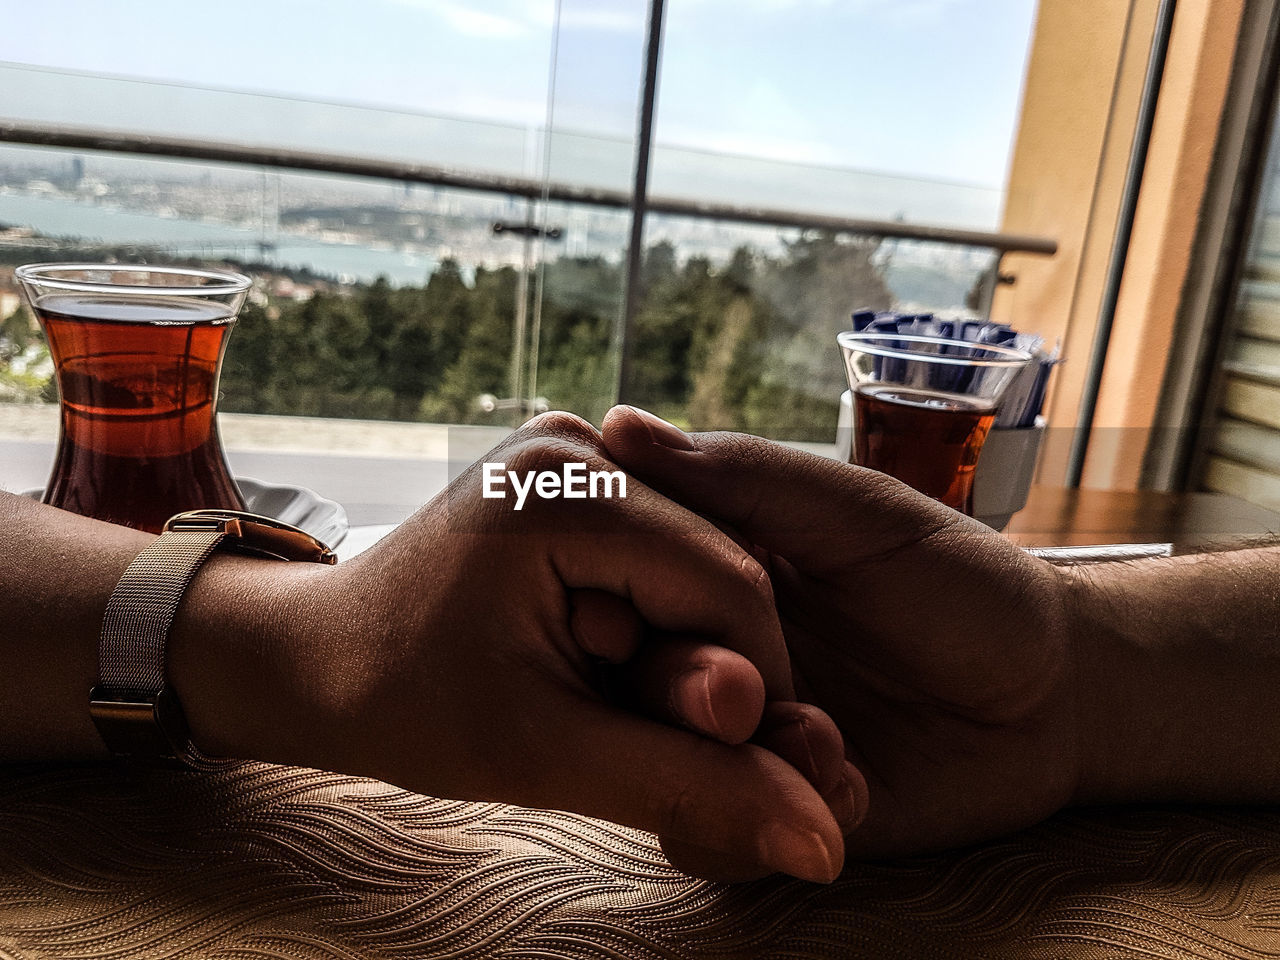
[0,121,1058,419]
[0,123,1058,258]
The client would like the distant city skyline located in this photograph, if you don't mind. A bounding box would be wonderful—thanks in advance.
[0,142,994,312]
[0,0,1039,191]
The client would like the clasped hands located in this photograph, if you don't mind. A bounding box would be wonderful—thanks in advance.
[183,406,1081,885]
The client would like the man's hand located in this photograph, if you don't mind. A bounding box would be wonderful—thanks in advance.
[602,406,1080,858]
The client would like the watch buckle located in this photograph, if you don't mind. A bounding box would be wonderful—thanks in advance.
[89,686,190,761]
[165,515,244,538]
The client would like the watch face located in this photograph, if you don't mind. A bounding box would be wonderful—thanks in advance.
[165,510,337,564]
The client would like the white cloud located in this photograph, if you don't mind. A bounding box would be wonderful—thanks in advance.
[673,0,961,17]
[503,1,645,33]
[385,0,532,37]
[657,127,840,167]
[557,6,647,33]
[870,0,965,26]
[656,77,839,166]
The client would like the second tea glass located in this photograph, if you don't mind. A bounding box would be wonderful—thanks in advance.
[836,332,1031,515]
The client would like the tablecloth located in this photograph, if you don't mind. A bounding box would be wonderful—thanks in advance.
[3,760,1280,959]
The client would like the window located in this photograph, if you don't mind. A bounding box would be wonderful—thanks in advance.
[0,0,1043,453]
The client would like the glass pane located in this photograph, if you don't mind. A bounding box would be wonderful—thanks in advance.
[516,201,632,424]
[0,145,570,516]
[517,0,648,423]
[628,0,1036,443]
[627,214,999,442]
[541,0,648,192]
[0,3,649,516]
[652,0,1037,230]
[0,2,559,181]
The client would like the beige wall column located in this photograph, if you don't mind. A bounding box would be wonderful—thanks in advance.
[992,0,1244,489]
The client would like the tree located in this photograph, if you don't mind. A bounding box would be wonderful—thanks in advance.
[417,266,519,424]
[0,304,48,403]
[4,234,897,442]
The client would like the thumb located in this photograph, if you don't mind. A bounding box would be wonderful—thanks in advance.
[601,405,961,573]
[528,699,843,884]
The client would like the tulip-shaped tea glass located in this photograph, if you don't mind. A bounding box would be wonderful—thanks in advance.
[17,263,252,533]
[837,332,1031,515]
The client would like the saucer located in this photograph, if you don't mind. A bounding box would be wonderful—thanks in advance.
[21,476,349,548]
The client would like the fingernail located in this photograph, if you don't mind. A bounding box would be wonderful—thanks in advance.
[628,406,696,451]
[841,762,869,832]
[826,773,861,833]
[772,718,820,784]
[758,821,840,884]
[670,666,722,738]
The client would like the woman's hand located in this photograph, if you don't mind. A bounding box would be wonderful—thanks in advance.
[168,412,852,882]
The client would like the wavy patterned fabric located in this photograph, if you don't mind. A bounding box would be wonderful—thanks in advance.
[2,762,1280,958]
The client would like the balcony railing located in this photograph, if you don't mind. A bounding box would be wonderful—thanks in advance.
[0,119,1056,442]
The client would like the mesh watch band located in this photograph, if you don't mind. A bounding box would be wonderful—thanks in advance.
[90,529,227,762]
[98,530,227,694]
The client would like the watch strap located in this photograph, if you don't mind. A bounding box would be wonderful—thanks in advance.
[97,529,227,693]
[90,529,227,761]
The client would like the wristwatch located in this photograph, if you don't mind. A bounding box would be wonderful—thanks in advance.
[89,509,337,763]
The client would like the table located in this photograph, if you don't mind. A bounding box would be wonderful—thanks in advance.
[1005,486,1280,549]
[5,492,1280,959]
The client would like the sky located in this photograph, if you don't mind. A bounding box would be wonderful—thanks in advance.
[0,0,1038,190]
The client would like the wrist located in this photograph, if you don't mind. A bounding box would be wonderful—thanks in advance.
[1066,549,1280,806]
[1064,562,1157,804]
[167,552,332,765]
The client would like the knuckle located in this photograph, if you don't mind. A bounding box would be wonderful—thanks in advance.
[524,410,599,443]
[507,436,590,475]
[701,430,776,471]
[693,430,748,468]
[733,550,775,606]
